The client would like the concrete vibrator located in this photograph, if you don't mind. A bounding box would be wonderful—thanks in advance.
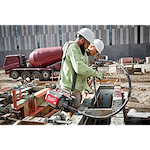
[45,60,131,120]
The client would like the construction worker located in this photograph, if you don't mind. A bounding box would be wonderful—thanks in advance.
[88,39,104,56]
[85,39,104,94]
[60,28,103,109]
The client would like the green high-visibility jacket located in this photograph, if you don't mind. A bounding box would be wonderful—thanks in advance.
[60,41,98,92]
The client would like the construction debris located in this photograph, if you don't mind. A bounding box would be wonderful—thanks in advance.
[0,58,150,125]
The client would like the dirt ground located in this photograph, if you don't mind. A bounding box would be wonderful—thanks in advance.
[1,66,150,112]
[118,72,150,113]
[0,69,21,89]
[120,73,150,104]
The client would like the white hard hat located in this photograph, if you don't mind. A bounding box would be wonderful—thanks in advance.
[77,28,95,44]
[92,39,104,54]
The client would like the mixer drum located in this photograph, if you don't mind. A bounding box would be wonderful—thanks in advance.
[29,46,63,67]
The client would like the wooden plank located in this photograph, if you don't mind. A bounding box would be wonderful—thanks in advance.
[33,88,50,111]
[32,117,41,121]
[69,114,84,125]
[39,101,48,107]
[96,78,118,85]
[21,116,46,125]
[36,96,45,107]
[0,120,6,125]
[23,100,29,117]
[34,106,50,117]
[34,88,50,98]
[32,86,45,92]
[43,109,59,118]
[11,99,28,109]
[30,106,45,116]
[15,87,32,95]
[36,80,57,85]
[121,57,133,65]
[23,116,34,121]
[0,87,12,93]
[13,120,22,125]
[27,116,34,120]
[85,108,112,116]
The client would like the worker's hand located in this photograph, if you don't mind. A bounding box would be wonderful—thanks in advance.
[85,86,93,94]
[96,71,103,80]
[92,64,98,70]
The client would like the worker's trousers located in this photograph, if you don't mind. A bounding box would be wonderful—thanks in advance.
[60,86,82,109]
[72,91,82,109]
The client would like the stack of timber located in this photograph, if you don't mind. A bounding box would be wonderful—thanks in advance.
[0,80,60,125]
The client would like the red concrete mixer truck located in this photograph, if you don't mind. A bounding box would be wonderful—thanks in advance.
[3,46,63,80]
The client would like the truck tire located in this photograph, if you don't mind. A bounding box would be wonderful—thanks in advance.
[21,71,31,80]
[42,70,50,80]
[32,71,42,80]
[10,71,19,79]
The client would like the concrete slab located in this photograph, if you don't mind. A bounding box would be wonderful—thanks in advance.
[127,109,150,118]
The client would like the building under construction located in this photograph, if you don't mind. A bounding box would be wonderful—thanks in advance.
[0,22,150,66]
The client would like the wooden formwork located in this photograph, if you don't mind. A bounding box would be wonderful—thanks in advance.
[1,77,126,125]
[14,116,47,125]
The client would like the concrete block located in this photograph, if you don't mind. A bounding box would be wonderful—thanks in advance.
[146,57,150,64]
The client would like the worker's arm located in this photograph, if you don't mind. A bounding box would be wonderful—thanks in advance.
[68,45,102,79]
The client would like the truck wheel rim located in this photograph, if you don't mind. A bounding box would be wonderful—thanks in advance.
[33,74,39,78]
[22,74,28,79]
[43,72,49,78]
[12,73,17,78]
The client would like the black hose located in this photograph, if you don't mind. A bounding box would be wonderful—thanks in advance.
[67,60,131,120]
[93,77,99,107]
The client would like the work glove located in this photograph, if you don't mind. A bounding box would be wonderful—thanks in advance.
[85,86,93,94]
[95,71,103,80]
